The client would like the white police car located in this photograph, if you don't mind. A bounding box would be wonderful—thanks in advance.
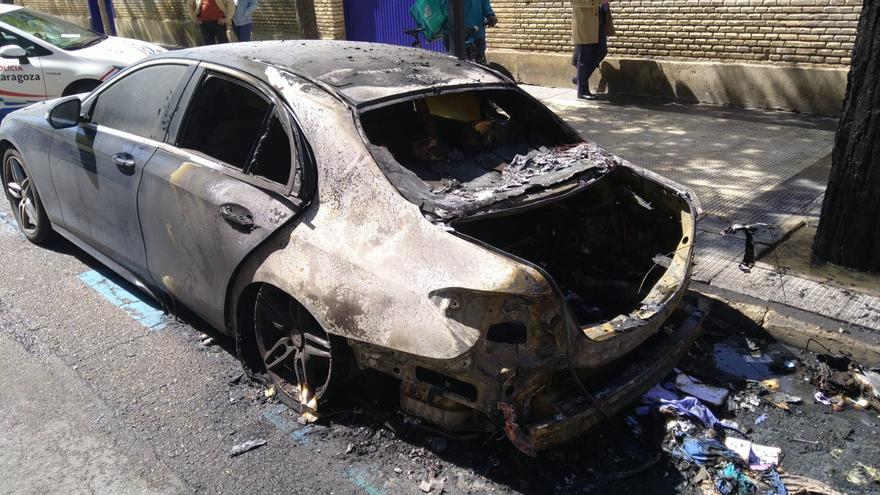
[0,5,164,117]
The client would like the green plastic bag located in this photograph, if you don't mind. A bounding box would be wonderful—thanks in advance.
[410,0,447,41]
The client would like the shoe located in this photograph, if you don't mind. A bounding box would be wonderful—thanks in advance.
[577,93,597,100]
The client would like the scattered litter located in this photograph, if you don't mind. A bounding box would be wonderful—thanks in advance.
[760,378,781,391]
[720,419,742,432]
[264,386,276,398]
[846,467,867,486]
[764,392,802,411]
[345,442,354,455]
[729,391,761,412]
[754,413,768,426]
[418,474,446,493]
[674,437,739,465]
[394,467,403,474]
[779,473,846,495]
[641,383,679,403]
[830,448,843,459]
[230,438,267,457]
[723,437,781,467]
[675,373,729,406]
[846,397,869,410]
[857,461,880,483]
[666,419,698,437]
[814,391,832,405]
[659,397,721,429]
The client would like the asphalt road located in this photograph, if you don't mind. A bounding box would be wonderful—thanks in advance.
[1,199,879,495]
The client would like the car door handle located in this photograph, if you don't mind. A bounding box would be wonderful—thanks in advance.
[112,153,136,175]
[220,203,255,231]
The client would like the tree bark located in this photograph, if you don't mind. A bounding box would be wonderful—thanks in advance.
[813,0,880,272]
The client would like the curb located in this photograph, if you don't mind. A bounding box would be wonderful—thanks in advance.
[691,282,880,367]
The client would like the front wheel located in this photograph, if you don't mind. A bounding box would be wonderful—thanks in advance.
[2,148,51,244]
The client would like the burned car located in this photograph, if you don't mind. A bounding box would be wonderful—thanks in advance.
[0,41,705,454]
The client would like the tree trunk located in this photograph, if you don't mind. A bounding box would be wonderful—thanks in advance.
[813,0,880,272]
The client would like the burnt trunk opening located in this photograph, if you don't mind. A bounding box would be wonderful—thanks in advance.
[455,169,687,324]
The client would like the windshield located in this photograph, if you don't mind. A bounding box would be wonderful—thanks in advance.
[0,8,106,50]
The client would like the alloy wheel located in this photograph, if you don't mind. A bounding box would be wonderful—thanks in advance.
[4,154,39,236]
[254,286,335,415]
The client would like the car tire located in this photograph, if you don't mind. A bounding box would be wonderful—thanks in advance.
[2,148,52,244]
[253,285,346,416]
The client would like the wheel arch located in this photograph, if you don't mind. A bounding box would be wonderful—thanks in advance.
[61,78,102,97]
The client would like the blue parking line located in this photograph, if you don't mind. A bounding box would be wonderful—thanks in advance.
[262,404,314,446]
[262,404,388,494]
[78,270,166,330]
[345,467,387,495]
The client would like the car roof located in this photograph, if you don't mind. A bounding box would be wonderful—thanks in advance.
[0,5,22,14]
[157,40,508,107]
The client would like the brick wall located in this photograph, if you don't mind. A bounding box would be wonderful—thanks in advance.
[488,0,860,67]
[314,0,345,39]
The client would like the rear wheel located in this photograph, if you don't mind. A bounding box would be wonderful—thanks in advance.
[254,286,339,415]
[2,148,51,244]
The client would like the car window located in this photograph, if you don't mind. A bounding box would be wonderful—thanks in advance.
[178,73,293,186]
[89,64,190,141]
[0,8,105,50]
[0,27,50,57]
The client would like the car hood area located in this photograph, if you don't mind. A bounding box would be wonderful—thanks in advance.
[72,35,164,66]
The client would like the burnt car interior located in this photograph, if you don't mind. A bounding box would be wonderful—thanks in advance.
[455,172,685,324]
[361,89,577,187]
[360,89,688,325]
[178,74,292,186]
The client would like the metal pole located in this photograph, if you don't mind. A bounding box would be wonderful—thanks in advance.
[448,0,465,60]
[96,0,111,36]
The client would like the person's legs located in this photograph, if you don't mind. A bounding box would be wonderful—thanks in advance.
[199,21,215,45]
[576,43,596,98]
[233,23,252,42]
[473,37,487,64]
[215,22,229,43]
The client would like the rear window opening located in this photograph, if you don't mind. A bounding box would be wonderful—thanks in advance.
[360,89,613,220]
[456,169,688,324]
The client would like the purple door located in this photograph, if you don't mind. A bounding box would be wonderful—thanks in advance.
[344,0,445,52]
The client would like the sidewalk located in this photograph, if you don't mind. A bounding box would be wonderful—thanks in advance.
[524,85,880,362]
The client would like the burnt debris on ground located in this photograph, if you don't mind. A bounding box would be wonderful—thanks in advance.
[229,298,880,494]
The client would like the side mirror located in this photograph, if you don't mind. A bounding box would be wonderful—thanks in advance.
[48,98,82,129]
[0,45,28,61]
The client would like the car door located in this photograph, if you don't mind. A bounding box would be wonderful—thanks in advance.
[0,27,49,116]
[138,65,309,329]
[49,61,196,278]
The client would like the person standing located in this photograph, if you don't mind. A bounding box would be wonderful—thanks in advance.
[232,0,260,42]
[440,0,497,63]
[572,0,614,99]
[462,0,497,63]
[187,0,234,45]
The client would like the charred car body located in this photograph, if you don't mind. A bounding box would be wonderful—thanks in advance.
[0,41,705,454]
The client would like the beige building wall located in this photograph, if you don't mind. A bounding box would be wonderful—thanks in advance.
[488,0,860,68]
[486,0,860,115]
[314,0,345,39]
